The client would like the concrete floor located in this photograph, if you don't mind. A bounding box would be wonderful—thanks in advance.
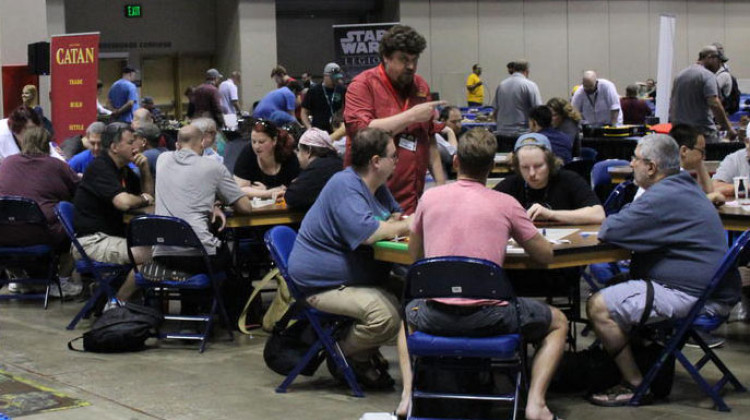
[1,298,750,420]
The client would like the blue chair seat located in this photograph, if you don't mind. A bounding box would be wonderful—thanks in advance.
[75,259,129,274]
[0,244,52,255]
[692,314,727,332]
[135,271,226,289]
[407,330,520,359]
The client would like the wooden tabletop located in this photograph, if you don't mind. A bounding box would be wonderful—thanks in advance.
[492,153,512,174]
[124,202,305,228]
[609,161,720,184]
[373,225,630,269]
[718,205,750,232]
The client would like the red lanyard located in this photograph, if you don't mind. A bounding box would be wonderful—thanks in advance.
[378,64,410,112]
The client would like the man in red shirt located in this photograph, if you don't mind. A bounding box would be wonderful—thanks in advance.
[344,24,446,214]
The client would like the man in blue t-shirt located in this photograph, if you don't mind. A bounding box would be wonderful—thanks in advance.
[288,127,410,389]
[108,66,139,123]
[252,82,302,121]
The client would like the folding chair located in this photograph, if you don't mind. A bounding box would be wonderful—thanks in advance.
[630,230,750,411]
[562,159,595,185]
[0,196,60,309]
[263,226,364,397]
[591,159,630,203]
[55,201,131,330]
[127,215,234,353]
[404,257,527,420]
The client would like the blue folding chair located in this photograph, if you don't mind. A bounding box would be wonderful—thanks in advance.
[264,226,364,397]
[403,257,527,420]
[55,201,131,330]
[630,230,750,411]
[0,196,60,309]
[591,159,630,204]
[127,215,234,353]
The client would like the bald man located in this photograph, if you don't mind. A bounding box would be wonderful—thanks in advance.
[571,70,622,126]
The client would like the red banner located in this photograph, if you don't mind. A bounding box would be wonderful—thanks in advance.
[51,33,99,141]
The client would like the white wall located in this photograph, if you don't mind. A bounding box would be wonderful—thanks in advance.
[401,0,750,107]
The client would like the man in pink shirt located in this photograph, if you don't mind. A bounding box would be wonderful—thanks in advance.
[396,128,567,420]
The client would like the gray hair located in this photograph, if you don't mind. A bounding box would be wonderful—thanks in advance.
[638,134,680,174]
[190,117,217,135]
[86,121,105,136]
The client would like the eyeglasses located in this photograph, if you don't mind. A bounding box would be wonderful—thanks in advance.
[690,146,706,157]
[381,152,399,163]
[631,154,652,164]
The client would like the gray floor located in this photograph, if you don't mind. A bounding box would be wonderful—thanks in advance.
[1,298,750,420]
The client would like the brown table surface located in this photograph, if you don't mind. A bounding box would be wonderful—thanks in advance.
[124,202,305,228]
[373,224,629,269]
[718,205,750,232]
[609,161,719,184]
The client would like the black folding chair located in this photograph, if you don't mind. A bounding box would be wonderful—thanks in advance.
[127,215,234,353]
[403,257,527,420]
[55,201,131,329]
[0,196,60,308]
[264,226,364,397]
[630,230,750,411]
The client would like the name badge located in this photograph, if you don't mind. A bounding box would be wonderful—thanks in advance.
[398,135,417,152]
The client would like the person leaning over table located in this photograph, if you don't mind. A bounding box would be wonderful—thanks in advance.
[284,128,342,210]
[233,118,300,200]
[288,127,409,389]
[72,122,154,306]
[493,133,605,225]
[586,133,739,407]
[396,127,564,420]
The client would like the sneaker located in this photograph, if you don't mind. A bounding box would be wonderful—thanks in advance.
[49,278,83,300]
[7,282,45,294]
[685,330,725,349]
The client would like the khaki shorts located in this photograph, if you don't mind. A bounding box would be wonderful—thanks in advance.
[73,232,130,265]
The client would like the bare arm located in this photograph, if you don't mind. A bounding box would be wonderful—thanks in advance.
[300,107,313,130]
[708,96,737,139]
[693,161,714,194]
[362,219,410,245]
[519,233,554,265]
[428,139,447,185]
[111,100,134,118]
[527,203,605,225]
[132,154,154,196]
[112,192,150,212]
[368,100,445,136]
[713,179,735,198]
[408,230,424,262]
[231,196,254,214]
[609,109,619,126]
[330,124,346,141]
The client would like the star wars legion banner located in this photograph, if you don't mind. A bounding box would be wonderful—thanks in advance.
[333,23,396,78]
[51,32,99,140]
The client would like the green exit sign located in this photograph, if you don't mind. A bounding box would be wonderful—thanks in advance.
[124,4,142,18]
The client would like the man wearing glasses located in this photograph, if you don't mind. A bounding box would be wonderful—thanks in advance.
[670,45,736,143]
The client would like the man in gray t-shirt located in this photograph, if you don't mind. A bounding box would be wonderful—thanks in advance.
[670,45,736,143]
[712,139,750,199]
[492,60,542,137]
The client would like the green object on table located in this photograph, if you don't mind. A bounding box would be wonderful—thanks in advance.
[374,240,408,251]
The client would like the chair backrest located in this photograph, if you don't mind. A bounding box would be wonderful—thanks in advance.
[591,159,630,189]
[55,201,90,260]
[694,230,750,313]
[562,159,595,185]
[579,147,598,161]
[0,195,47,226]
[264,226,303,299]
[404,257,515,302]
[603,180,636,216]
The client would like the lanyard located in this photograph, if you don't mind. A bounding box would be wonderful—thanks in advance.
[322,85,337,116]
[378,64,410,112]
[585,89,598,111]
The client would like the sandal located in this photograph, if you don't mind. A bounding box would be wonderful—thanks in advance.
[586,382,652,407]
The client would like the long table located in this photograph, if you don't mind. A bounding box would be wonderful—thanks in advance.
[124,202,305,228]
[373,225,630,269]
[718,205,750,232]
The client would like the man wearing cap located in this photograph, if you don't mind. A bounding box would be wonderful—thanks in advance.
[141,97,164,124]
[344,24,447,214]
[571,70,622,127]
[466,64,484,107]
[192,69,225,129]
[301,63,347,133]
[670,45,736,143]
[494,133,604,224]
[712,42,739,117]
[219,71,242,116]
[137,122,164,178]
[107,66,139,123]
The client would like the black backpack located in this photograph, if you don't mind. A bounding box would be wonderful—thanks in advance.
[263,305,325,376]
[68,302,163,353]
[720,70,741,115]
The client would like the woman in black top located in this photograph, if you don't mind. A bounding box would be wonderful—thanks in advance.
[233,119,300,199]
[285,128,342,209]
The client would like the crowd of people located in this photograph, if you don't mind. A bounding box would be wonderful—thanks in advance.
[0,23,747,420]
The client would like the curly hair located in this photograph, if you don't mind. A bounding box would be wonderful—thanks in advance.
[8,106,41,134]
[546,97,582,124]
[379,25,427,59]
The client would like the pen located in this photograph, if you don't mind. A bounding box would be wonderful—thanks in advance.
[542,228,546,237]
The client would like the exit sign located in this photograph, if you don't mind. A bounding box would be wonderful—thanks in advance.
[124,4,142,18]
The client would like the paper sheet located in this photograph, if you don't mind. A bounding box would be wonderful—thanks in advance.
[538,228,579,241]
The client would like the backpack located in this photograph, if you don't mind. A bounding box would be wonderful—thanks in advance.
[68,302,163,353]
[262,304,325,377]
[720,70,741,115]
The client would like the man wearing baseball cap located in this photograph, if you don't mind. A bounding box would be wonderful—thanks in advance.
[192,68,225,129]
[301,62,347,133]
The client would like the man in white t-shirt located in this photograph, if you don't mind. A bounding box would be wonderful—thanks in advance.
[219,71,241,115]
